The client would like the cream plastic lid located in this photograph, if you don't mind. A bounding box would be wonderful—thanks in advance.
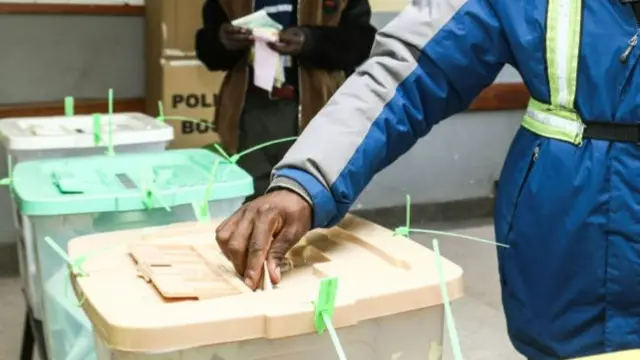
[69,215,464,353]
[0,112,173,150]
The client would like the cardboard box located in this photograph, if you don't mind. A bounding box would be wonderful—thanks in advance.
[145,0,204,57]
[147,59,224,149]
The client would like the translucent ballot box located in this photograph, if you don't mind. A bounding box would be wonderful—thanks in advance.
[12,149,253,360]
[0,112,174,319]
[69,216,464,360]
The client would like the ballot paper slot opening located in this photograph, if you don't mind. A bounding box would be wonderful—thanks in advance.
[116,174,138,190]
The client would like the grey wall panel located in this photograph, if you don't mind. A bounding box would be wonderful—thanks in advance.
[0,14,144,104]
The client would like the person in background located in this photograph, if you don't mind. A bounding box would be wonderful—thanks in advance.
[196,0,376,201]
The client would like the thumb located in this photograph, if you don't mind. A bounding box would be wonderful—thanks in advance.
[266,227,297,284]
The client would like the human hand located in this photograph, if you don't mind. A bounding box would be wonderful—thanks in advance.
[269,27,306,55]
[219,23,253,50]
[215,190,312,290]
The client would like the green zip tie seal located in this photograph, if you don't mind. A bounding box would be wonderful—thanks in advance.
[105,88,115,156]
[0,155,13,188]
[433,239,463,360]
[313,277,347,359]
[392,195,508,247]
[140,169,171,212]
[393,194,411,237]
[43,236,88,307]
[192,160,221,222]
[314,277,338,334]
[157,101,165,124]
[64,96,74,117]
[92,113,102,146]
[228,137,298,163]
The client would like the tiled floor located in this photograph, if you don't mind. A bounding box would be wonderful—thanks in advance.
[0,220,524,360]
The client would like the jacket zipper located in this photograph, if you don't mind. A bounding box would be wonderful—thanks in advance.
[620,25,640,64]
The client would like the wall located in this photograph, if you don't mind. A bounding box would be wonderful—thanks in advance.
[0,9,524,247]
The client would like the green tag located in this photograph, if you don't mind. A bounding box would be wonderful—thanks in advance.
[313,277,338,334]
[92,113,102,146]
[64,96,74,117]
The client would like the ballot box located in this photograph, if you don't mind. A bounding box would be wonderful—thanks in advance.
[69,215,464,360]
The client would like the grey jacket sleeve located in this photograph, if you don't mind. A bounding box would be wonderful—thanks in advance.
[269,0,513,228]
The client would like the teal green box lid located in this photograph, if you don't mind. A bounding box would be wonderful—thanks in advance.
[12,149,254,216]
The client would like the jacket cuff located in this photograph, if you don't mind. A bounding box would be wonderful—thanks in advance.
[269,168,337,229]
[298,26,315,58]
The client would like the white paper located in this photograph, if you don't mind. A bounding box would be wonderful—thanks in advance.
[232,10,283,31]
[252,29,280,91]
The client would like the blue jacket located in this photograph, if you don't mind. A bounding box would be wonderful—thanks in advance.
[269,0,640,358]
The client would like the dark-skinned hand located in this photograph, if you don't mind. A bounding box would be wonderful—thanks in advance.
[269,27,307,56]
[215,190,312,290]
[219,23,253,50]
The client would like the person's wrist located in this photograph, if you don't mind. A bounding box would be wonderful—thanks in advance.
[267,176,313,208]
[296,27,314,57]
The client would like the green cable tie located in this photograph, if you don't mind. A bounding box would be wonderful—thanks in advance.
[43,236,86,277]
[313,277,346,359]
[322,312,347,360]
[193,159,222,222]
[1,155,12,191]
[157,100,165,124]
[230,136,298,163]
[390,194,507,247]
[314,277,338,333]
[409,228,509,248]
[92,113,102,146]
[64,96,74,117]
[433,239,463,360]
[393,194,411,237]
[212,143,233,163]
[106,88,115,156]
[45,237,125,307]
[140,169,171,212]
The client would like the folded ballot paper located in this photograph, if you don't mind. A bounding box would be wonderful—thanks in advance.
[232,11,286,91]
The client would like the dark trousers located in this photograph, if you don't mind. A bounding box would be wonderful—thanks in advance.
[237,90,298,202]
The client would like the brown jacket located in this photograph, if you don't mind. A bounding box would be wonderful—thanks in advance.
[196,0,376,153]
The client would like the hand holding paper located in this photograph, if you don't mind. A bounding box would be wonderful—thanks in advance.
[269,27,306,56]
[231,10,286,92]
[252,28,280,91]
[219,23,253,51]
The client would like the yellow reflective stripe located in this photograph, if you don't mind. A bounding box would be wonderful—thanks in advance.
[566,0,582,109]
[546,0,582,109]
[524,0,583,145]
[522,115,582,145]
[523,100,584,145]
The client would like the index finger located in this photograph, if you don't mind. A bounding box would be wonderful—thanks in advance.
[243,207,283,289]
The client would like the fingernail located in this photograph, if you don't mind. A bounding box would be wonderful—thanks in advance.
[244,278,254,289]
